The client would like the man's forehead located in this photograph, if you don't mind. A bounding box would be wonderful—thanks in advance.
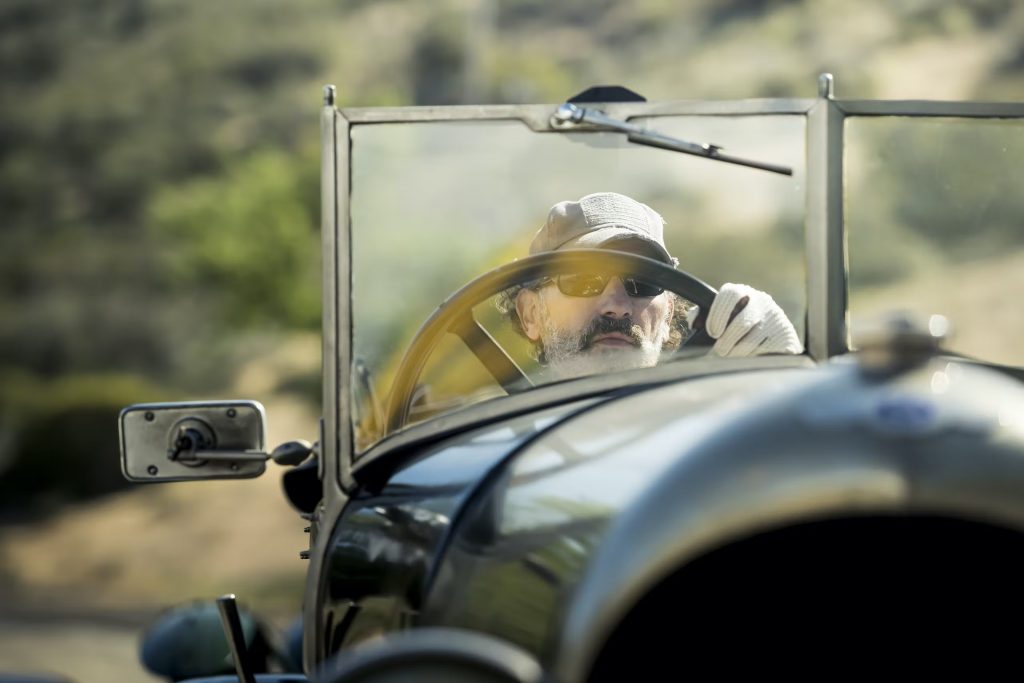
[536,243,672,282]
[598,236,670,262]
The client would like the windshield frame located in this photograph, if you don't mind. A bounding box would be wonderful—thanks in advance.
[804,96,1024,367]
[321,91,1024,493]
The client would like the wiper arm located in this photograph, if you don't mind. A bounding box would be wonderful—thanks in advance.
[551,102,793,177]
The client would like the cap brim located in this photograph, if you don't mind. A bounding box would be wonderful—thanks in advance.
[562,227,676,265]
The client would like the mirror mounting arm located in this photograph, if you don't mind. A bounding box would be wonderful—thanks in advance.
[178,449,269,463]
[168,440,313,466]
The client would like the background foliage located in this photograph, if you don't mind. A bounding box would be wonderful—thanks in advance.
[3,0,1024,394]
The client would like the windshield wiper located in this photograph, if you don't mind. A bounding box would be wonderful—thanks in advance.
[551,102,793,177]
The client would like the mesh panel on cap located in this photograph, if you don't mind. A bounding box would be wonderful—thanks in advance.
[579,193,655,237]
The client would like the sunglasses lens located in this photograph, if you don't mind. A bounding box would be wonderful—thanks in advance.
[557,273,608,297]
[624,278,664,297]
[554,273,664,298]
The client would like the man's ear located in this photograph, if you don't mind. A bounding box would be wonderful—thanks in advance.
[515,289,544,341]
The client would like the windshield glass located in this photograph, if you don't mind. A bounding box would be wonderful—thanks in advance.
[846,117,1024,367]
[350,114,806,452]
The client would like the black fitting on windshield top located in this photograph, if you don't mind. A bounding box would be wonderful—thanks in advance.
[567,85,647,103]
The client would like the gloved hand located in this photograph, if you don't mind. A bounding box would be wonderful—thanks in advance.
[705,283,803,357]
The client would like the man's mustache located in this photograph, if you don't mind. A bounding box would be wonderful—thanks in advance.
[579,316,643,350]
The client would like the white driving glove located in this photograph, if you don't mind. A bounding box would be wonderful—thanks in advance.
[705,283,803,357]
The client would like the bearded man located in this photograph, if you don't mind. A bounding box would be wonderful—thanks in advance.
[505,192,802,379]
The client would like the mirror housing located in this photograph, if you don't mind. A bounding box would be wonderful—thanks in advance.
[120,400,268,482]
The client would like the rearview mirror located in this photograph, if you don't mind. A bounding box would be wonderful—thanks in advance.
[120,400,268,482]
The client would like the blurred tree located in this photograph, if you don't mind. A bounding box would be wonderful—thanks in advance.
[148,148,321,329]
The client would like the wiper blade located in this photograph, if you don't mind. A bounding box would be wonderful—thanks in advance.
[551,102,793,177]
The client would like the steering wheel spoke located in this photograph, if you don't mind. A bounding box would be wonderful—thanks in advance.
[449,311,533,394]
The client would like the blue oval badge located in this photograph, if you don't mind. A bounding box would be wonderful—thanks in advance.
[872,396,937,435]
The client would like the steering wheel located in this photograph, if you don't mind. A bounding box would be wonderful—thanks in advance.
[383,249,718,432]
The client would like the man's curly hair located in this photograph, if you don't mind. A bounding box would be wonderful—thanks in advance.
[494,284,695,364]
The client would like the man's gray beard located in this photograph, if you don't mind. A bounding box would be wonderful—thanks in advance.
[539,311,669,381]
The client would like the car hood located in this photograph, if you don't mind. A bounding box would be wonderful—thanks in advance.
[420,363,816,652]
[423,355,1024,671]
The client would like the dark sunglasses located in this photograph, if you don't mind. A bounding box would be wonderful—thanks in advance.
[537,272,664,298]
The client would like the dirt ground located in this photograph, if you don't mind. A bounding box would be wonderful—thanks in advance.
[0,472,310,681]
[0,616,161,682]
[852,250,1024,367]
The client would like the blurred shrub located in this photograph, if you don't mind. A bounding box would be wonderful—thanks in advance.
[0,371,165,519]
[147,148,321,330]
[890,122,1024,257]
[846,118,1024,290]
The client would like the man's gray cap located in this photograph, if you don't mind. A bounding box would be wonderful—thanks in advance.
[529,192,677,265]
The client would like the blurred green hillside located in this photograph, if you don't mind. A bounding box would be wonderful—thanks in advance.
[2,0,1024,508]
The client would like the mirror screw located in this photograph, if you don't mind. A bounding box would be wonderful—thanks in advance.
[147,465,158,475]
[226,408,237,418]
[144,412,155,422]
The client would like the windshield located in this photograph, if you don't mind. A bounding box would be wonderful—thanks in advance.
[350,114,806,453]
[846,117,1024,367]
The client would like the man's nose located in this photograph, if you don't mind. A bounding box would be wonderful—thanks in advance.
[597,277,632,318]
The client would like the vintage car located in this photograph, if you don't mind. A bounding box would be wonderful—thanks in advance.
[120,75,1024,681]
